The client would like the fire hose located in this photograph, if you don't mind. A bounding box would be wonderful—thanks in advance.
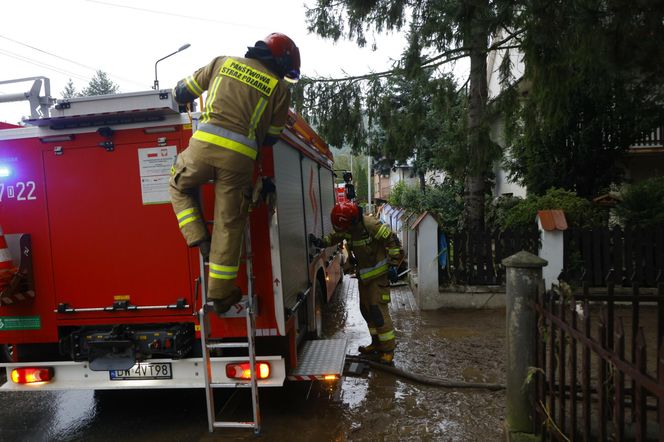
[346,354,505,391]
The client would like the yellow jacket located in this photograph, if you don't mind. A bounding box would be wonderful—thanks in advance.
[173,56,291,168]
[324,215,403,281]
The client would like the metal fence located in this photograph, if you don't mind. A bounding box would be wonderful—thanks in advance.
[534,276,664,440]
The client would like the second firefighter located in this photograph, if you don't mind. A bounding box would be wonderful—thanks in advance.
[310,202,403,365]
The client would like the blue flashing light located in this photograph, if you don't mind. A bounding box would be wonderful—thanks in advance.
[0,166,10,178]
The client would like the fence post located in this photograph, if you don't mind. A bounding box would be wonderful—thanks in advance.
[536,210,568,290]
[502,250,547,440]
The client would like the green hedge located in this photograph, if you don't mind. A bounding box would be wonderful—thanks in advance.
[498,188,606,231]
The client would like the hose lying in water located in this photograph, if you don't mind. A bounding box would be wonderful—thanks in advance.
[346,355,506,391]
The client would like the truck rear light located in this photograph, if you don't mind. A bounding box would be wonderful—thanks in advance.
[10,367,54,384]
[225,362,271,380]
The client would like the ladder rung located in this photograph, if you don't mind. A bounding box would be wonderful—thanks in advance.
[212,422,257,429]
[207,342,249,349]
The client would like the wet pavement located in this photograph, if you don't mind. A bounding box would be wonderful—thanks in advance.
[0,277,507,441]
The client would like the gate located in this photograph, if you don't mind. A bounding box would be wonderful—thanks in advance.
[534,275,664,440]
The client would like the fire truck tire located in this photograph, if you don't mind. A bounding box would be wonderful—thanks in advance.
[311,282,325,339]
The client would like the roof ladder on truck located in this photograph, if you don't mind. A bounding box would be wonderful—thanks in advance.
[198,224,261,435]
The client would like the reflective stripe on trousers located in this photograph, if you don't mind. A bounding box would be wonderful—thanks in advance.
[209,263,239,280]
[176,207,200,228]
[378,329,395,343]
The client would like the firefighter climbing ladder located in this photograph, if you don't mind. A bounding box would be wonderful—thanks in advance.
[198,224,261,434]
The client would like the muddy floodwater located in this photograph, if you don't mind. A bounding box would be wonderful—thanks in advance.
[0,277,506,441]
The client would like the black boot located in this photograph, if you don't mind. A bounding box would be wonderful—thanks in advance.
[358,335,379,354]
[211,287,243,315]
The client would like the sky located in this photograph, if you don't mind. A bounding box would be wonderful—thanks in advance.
[0,0,468,124]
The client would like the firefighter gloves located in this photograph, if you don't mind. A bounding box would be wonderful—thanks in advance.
[195,240,211,261]
[309,234,326,249]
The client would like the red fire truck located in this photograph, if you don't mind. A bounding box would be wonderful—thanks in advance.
[0,77,345,431]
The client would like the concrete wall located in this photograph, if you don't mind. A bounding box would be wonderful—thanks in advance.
[414,214,440,309]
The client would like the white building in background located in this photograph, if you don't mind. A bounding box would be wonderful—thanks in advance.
[373,163,419,201]
[486,31,528,199]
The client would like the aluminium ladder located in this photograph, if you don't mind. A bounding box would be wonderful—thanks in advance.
[198,224,261,434]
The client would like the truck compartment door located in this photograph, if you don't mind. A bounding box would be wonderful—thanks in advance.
[272,142,309,311]
[43,143,193,315]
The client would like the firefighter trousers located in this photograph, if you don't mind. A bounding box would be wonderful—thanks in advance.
[358,274,396,352]
[169,145,253,301]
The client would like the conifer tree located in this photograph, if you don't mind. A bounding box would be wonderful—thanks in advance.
[80,70,119,96]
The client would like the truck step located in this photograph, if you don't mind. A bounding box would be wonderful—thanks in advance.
[287,339,347,381]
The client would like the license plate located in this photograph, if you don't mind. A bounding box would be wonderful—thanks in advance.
[109,362,172,380]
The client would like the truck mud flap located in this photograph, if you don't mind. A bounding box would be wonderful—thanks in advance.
[287,338,347,381]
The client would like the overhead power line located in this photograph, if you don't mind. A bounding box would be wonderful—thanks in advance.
[0,34,150,90]
[0,48,92,83]
[0,34,100,74]
[86,0,269,31]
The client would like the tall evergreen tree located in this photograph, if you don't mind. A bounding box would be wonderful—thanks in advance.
[505,0,664,197]
[80,70,119,96]
[303,0,519,230]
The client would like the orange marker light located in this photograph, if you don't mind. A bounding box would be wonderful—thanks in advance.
[323,374,337,381]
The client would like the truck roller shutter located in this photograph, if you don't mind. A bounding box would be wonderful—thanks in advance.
[272,142,309,311]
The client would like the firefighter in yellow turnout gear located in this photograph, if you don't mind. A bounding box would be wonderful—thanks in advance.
[169,33,300,314]
[311,202,403,365]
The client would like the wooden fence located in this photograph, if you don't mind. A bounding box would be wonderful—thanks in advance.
[441,228,540,285]
[534,277,664,440]
[564,226,664,287]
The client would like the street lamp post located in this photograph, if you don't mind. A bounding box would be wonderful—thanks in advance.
[153,43,191,90]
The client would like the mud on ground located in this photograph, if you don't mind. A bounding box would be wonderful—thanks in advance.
[323,277,507,442]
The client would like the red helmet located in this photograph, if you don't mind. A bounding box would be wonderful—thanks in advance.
[331,202,360,231]
[263,33,301,83]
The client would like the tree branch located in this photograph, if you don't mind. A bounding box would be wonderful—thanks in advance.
[304,29,524,85]
[488,28,525,51]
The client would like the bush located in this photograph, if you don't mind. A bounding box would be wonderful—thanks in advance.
[501,188,605,231]
[387,179,464,231]
[615,177,664,227]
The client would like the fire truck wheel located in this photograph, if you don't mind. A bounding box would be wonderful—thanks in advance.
[312,283,325,339]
